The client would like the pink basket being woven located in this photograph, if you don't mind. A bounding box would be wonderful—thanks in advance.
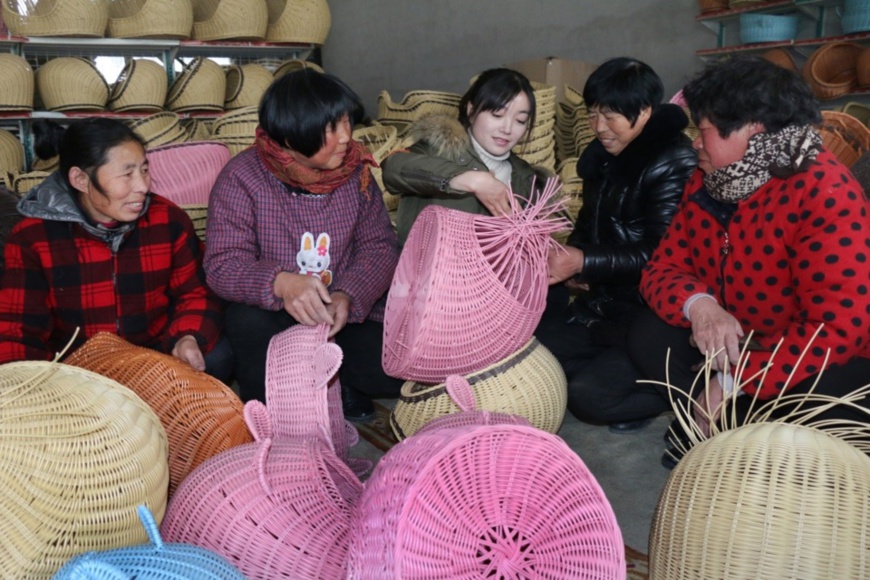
[146,140,230,206]
[265,323,367,475]
[349,375,625,579]
[161,401,362,580]
[382,178,570,382]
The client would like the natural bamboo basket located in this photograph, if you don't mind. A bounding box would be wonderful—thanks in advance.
[0,54,34,111]
[32,154,59,172]
[0,129,25,177]
[377,89,463,134]
[108,58,167,112]
[818,109,870,167]
[211,105,259,136]
[2,0,109,37]
[11,171,51,196]
[224,63,273,109]
[0,361,169,579]
[353,123,400,210]
[191,0,268,41]
[128,111,188,148]
[272,58,324,78]
[650,422,870,579]
[107,0,194,39]
[802,42,864,100]
[182,118,213,141]
[265,0,331,44]
[65,333,253,498]
[390,337,567,439]
[36,56,109,111]
[166,57,226,112]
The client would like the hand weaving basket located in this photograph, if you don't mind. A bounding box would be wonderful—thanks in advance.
[0,361,168,578]
[382,178,571,382]
[352,123,400,210]
[211,105,259,136]
[166,57,226,113]
[2,0,108,37]
[349,375,625,579]
[53,505,245,579]
[128,111,189,148]
[161,400,363,580]
[108,58,167,112]
[191,0,267,40]
[802,42,864,100]
[146,140,230,205]
[738,13,799,44]
[818,109,870,167]
[650,422,870,579]
[107,0,194,39]
[182,118,213,141]
[36,57,109,111]
[265,0,331,44]
[10,170,51,196]
[377,89,463,135]
[0,129,25,177]
[390,337,567,439]
[273,57,325,78]
[0,54,34,111]
[64,333,253,498]
[224,63,273,109]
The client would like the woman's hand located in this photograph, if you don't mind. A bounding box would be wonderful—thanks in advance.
[688,297,744,372]
[172,334,206,372]
[449,171,512,216]
[693,373,723,438]
[274,271,334,326]
[547,245,585,285]
[326,291,351,338]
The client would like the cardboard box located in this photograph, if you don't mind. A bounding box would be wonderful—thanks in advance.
[506,57,598,104]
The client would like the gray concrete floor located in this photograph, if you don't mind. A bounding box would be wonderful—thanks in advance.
[349,403,674,555]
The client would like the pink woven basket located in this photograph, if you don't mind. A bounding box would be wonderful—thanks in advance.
[265,323,368,475]
[161,401,363,579]
[382,178,570,382]
[146,140,230,206]
[349,375,625,579]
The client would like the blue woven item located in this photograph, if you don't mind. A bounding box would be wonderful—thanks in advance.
[841,10,870,34]
[739,13,799,44]
[844,0,870,14]
[52,506,245,580]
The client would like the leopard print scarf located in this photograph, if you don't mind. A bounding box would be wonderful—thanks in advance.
[704,124,822,203]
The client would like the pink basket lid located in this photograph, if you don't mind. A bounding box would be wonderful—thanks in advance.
[382,178,570,383]
[349,377,625,579]
[161,401,363,580]
[146,140,230,206]
[265,323,367,475]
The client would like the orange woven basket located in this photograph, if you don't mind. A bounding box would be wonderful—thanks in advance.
[858,46,870,88]
[818,109,870,167]
[65,332,253,497]
[802,42,864,100]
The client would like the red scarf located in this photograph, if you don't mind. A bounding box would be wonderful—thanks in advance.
[254,126,376,196]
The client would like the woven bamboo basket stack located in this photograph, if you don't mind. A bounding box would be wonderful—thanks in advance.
[352,123,401,211]
[209,105,259,156]
[224,63,273,110]
[513,81,557,173]
[377,89,463,135]
[128,111,190,148]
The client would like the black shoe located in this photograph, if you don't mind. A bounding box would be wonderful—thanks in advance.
[607,417,653,434]
[341,383,375,423]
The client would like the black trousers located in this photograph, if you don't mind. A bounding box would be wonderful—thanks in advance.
[628,308,870,426]
[534,286,670,424]
[224,302,403,403]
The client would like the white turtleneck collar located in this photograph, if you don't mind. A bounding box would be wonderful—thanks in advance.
[469,131,512,186]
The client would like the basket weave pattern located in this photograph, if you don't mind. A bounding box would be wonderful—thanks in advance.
[802,42,864,100]
[192,0,268,40]
[108,0,194,38]
[146,140,230,205]
[265,0,331,44]
[0,361,169,578]
[650,422,870,579]
[166,57,226,112]
[0,54,35,111]
[3,0,109,37]
[36,57,109,111]
[64,333,252,497]
[108,58,167,112]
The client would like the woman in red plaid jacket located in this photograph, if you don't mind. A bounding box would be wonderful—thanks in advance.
[0,119,227,380]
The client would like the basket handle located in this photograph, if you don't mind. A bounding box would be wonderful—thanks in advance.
[244,399,273,441]
[445,374,477,412]
[108,59,135,104]
[136,504,164,550]
[224,63,244,102]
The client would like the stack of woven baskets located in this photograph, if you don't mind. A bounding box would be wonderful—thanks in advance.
[512,81,557,173]
[376,89,463,135]
[352,123,403,212]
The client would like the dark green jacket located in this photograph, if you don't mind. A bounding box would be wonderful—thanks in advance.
[381,115,548,245]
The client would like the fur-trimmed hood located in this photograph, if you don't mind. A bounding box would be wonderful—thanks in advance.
[405,114,471,162]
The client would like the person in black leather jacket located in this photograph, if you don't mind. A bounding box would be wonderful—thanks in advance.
[536,57,697,432]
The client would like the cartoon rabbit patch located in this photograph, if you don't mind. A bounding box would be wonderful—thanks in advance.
[297,232,333,286]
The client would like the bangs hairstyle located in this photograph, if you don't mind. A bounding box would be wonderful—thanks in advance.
[459,68,537,139]
[683,56,821,138]
[583,57,663,125]
[54,118,145,194]
[259,69,364,158]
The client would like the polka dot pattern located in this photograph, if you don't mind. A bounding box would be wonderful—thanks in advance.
[641,152,870,398]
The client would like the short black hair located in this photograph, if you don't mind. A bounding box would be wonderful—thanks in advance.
[583,57,663,125]
[459,68,537,140]
[682,55,821,138]
[259,69,364,158]
[52,118,145,195]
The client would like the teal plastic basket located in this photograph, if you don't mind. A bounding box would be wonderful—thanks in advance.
[739,13,799,44]
[841,10,870,34]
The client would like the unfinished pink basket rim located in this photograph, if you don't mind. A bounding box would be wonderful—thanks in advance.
[146,140,230,206]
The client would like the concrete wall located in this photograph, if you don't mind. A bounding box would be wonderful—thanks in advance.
[322,0,713,118]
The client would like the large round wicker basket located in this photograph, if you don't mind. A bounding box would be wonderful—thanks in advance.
[108,58,167,112]
[818,109,870,167]
[352,123,400,210]
[191,0,268,40]
[273,58,325,78]
[166,57,226,112]
[146,140,230,205]
[224,63,273,109]
[2,0,108,37]
[107,0,194,39]
[377,89,462,135]
[64,332,253,498]
[802,42,864,100]
[0,361,169,578]
[0,129,25,177]
[36,57,109,111]
[350,376,624,579]
[0,54,34,111]
[391,337,567,439]
[650,422,870,579]
[53,506,245,579]
[265,0,331,44]
[128,111,189,148]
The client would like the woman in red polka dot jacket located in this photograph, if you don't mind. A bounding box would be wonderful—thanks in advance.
[628,56,870,469]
